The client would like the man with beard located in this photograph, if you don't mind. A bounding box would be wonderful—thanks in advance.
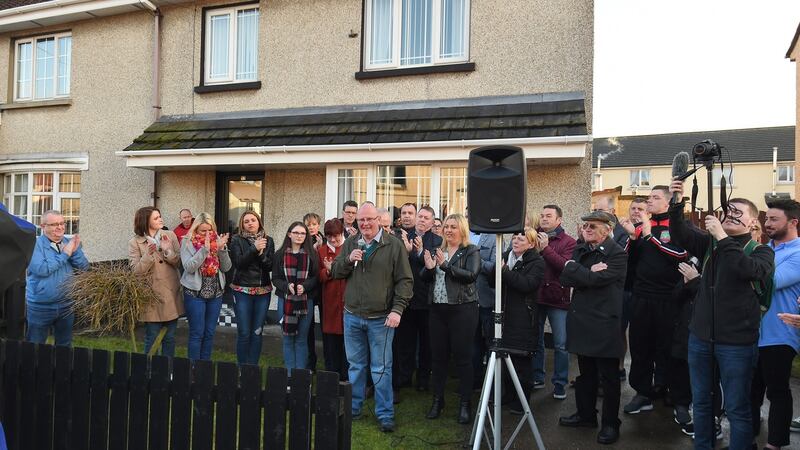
[668,180,774,450]
[750,199,800,450]
[393,206,442,394]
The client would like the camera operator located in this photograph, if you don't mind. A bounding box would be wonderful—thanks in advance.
[668,180,774,450]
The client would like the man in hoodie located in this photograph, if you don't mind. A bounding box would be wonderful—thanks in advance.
[26,209,89,346]
[669,180,774,450]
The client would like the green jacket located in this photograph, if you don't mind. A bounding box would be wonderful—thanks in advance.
[331,231,413,318]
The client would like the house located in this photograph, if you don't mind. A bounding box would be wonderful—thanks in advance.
[788,21,800,201]
[592,126,795,211]
[0,0,594,261]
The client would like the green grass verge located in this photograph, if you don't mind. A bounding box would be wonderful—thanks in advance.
[73,334,472,449]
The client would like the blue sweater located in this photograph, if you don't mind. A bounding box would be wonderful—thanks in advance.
[26,234,89,307]
[759,238,800,351]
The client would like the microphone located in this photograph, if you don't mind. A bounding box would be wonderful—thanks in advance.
[355,238,366,268]
[671,152,690,203]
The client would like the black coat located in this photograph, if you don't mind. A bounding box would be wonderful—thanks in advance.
[560,236,627,359]
[406,229,443,309]
[420,244,481,305]
[499,249,545,352]
[229,235,274,288]
[271,249,320,300]
[671,277,699,360]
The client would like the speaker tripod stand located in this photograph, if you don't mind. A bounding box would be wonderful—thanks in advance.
[468,235,546,450]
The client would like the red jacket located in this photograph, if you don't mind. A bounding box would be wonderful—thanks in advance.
[537,227,577,310]
[318,244,346,335]
[173,222,192,242]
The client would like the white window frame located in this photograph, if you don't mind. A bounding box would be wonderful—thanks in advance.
[203,4,260,85]
[629,169,651,188]
[14,32,72,102]
[325,162,466,220]
[1,170,81,235]
[777,164,795,184]
[712,166,735,188]
[364,0,470,71]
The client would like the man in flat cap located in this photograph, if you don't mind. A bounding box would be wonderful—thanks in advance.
[558,211,628,445]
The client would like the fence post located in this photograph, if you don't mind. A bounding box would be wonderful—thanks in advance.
[128,352,149,450]
[313,371,340,450]
[214,362,238,450]
[192,360,214,450]
[108,351,130,450]
[53,345,73,450]
[88,349,110,450]
[149,355,170,450]
[263,367,288,449]
[338,382,352,450]
[170,357,192,450]
[71,347,91,450]
[1,340,20,450]
[238,364,262,450]
[288,369,312,450]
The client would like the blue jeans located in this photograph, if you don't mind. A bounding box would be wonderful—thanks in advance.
[688,332,757,450]
[344,312,395,422]
[533,305,568,387]
[183,293,223,360]
[26,302,74,346]
[233,291,269,365]
[277,297,314,374]
[144,320,178,357]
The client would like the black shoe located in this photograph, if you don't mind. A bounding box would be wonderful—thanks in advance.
[559,413,598,428]
[379,420,395,433]
[597,425,619,445]
[457,401,471,424]
[426,396,444,419]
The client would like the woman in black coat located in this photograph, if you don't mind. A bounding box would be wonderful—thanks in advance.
[498,228,545,414]
[229,211,274,366]
[558,211,627,446]
[420,213,481,424]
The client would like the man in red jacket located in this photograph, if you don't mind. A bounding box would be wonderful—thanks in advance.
[533,204,577,400]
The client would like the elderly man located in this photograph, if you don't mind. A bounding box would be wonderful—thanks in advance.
[331,202,413,433]
[377,208,393,234]
[558,211,627,445]
[593,196,628,249]
[669,180,774,450]
[26,210,89,346]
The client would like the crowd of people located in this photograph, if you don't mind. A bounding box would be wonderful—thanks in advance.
[16,180,800,448]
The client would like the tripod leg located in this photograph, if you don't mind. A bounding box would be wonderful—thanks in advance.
[494,352,503,450]
[470,352,497,450]
[504,356,546,450]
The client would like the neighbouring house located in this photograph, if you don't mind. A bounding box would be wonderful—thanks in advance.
[592,126,795,211]
[0,0,594,263]
[789,21,800,201]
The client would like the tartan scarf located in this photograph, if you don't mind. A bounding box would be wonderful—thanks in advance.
[191,231,220,277]
[282,247,309,336]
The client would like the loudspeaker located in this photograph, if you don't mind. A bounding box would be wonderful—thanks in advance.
[467,145,527,233]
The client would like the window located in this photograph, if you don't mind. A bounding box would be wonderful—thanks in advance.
[778,164,795,184]
[629,169,650,188]
[14,32,72,101]
[712,167,734,187]
[376,165,431,213]
[337,169,369,211]
[204,4,259,85]
[365,0,469,70]
[439,167,466,217]
[592,172,603,191]
[2,171,80,234]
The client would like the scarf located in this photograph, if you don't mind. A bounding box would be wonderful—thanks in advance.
[282,247,310,336]
[507,250,522,269]
[191,231,220,277]
[147,229,163,250]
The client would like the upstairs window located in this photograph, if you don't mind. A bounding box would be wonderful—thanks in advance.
[778,164,795,184]
[14,32,71,101]
[712,167,735,187]
[204,4,259,85]
[365,0,470,70]
[629,169,650,188]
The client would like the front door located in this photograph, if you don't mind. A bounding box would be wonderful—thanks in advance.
[215,172,264,235]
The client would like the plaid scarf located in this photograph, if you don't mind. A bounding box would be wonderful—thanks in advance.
[191,231,220,277]
[282,247,309,336]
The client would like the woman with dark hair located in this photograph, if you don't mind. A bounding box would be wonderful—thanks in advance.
[128,206,183,356]
[229,210,274,365]
[180,212,231,360]
[272,221,319,374]
[421,213,481,424]
[318,218,348,380]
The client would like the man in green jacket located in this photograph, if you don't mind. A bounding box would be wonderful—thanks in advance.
[331,201,413,433]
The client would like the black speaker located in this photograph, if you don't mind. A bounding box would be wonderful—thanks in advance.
[467,145,527,233]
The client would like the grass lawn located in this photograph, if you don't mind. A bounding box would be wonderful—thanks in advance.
[73,333,473,450]
[793,356,800,379]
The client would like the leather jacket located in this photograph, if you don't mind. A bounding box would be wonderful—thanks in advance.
[229,234,274,287]
[420,244,481,305]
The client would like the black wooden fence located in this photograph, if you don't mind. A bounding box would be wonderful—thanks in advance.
[0,339,352,450]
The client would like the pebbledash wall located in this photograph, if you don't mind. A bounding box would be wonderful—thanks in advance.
[154,0,595,243]
[0,12,155,261]
[1,0,594,261]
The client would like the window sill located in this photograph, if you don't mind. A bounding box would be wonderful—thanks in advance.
[355,62,475,80]
[194,81,261,94]
[0,98,72,111]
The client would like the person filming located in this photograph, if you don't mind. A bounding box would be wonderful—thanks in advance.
[668,179,774,450]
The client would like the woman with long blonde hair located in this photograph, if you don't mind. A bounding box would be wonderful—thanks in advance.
[180,212,231,360]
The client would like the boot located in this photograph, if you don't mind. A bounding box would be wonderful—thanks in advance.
[426,396,444,419]
[458,400,471,424]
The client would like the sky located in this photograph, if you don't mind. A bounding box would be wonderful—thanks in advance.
[593,1,800,138]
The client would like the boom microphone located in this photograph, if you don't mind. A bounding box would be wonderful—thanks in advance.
[671,152,690,203]
[355,237,366,268]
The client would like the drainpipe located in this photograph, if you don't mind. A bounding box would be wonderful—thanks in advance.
[151,7,162,207]
[771,146,778,196]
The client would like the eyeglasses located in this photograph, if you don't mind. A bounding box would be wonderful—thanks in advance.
[581,223,600,230]
[290,231,307,236]
[357,217,378,224]
[44,222,66,228]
